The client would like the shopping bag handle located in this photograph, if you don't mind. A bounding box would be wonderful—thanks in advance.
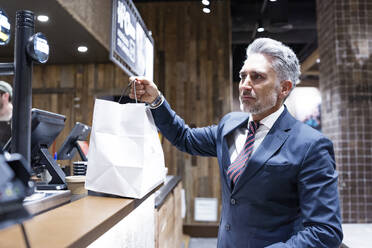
[118,80,138,104]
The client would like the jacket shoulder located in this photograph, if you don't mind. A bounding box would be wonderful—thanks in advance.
[220,111,248,124]
[295,120,328,141]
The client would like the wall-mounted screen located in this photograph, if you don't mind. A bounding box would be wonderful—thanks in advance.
[110,0,154,80]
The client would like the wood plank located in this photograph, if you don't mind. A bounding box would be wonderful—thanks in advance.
[174,183,183,247]
[32,66,43,88]
[32,88,74,94]
[302,70,319,76]
[79,64,90,123]
[0,224,26,248]
[60,65,75,88]
[27,0,232,227]
[156,193,175,248]
[21,196,136,248]
[75,70,84,123]
[137,0,231,225]
[44,65,60,88]
[297,78,319,87]
[96,64,106,90]
[0,197,137,248]
[301,48,319,74]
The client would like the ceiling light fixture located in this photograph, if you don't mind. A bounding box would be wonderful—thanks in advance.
[316,58,320,63]
[269,0,277,2]
[37,15,49,23]
[202,0,210,5]
[77,46,88,53]
[257,20,264,32]
[203,7,211,14]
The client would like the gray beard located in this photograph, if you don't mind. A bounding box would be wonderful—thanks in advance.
[240,91,278,114]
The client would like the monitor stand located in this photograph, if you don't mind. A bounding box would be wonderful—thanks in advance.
[35,147,67,190]
[36,182,67,190]
[75,141,87,161]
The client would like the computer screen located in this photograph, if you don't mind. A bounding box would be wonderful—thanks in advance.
[30,109,67,187]
[57,122,91,161]
[3,109,67,189]
[30,108,66,158]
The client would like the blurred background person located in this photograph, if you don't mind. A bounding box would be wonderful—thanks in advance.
[0,80,13,148]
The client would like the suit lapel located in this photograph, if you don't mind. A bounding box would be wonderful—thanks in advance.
[232,107,295,193]
[221,114,250,139]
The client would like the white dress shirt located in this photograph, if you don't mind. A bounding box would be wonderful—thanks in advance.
[228,105,285,162]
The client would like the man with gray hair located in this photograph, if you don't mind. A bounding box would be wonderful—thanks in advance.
[0,80,13,122]
[0,81,13,148]
[129,38,342,247]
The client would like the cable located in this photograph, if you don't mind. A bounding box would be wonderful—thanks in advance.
[118,80,133,103]
[20,223,31,248]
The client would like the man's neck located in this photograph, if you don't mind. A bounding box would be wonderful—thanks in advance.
[252,103,282,122]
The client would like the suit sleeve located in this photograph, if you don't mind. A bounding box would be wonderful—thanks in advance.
[266,137,343,248]
[150,99,217,157]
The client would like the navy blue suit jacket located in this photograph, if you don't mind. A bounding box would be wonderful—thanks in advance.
[151,100,343,247]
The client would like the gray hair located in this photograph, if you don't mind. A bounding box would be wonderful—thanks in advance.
[246,38,301,87]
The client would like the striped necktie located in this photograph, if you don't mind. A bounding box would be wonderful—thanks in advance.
[227,121,260,184]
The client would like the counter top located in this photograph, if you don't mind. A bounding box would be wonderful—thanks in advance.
[23,190,71,216]
[0,188,158,248]
[155,175,181,209]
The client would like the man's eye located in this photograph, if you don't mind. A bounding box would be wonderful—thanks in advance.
[252,74,263,80]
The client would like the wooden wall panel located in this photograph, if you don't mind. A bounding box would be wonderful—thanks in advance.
[0,63,129,167]
[137,1,232,225]
[155,182,183,248]
[1,0,232,227]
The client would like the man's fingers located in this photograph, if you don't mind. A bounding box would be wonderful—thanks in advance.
[130,88,145,97]
[129,92,143,98]
[134,84,144,90]
[129,92,147,101]
[128,76,157,102]
[135,90,145,94]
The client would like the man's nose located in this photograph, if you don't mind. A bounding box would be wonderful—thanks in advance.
[241,76,252,88]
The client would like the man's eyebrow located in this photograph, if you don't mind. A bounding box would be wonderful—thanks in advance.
[239,68,268,76]
[251,69,267,74]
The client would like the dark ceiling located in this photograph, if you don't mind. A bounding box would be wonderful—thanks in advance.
[231,0,317,81]
[0,0,318,82]
[0,0,109,64]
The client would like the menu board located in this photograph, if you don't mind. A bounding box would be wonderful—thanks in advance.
[110,0,154,80]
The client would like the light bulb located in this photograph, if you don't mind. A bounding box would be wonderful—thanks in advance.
[77,46,88,53]
[37,15,49,22]
[203,7,211,14]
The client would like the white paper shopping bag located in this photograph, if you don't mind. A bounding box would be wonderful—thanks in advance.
[85,99,166,198]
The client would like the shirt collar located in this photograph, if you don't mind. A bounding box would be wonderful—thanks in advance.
[247,105,285,129]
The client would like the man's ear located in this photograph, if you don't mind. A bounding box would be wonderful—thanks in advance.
[280,80,293,99]
[2,92,10,102]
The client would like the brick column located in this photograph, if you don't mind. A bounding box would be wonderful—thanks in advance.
[317,0,372,223]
